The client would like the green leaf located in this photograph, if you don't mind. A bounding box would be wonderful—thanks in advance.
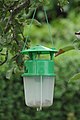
[0,48,3,52]
[58,0,69,7]
[6,69,13,80]
[69,73,80,83]
[55,45,75,56]
[73,41,80,50]
[26,19,42,26]
[62,45,75,51]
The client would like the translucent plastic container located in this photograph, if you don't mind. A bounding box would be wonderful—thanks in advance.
[23,76,55,108]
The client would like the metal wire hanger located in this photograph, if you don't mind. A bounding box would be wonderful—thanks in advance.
[22,6,53,50]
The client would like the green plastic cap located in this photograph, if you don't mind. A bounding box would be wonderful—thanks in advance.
[21,45,58,55]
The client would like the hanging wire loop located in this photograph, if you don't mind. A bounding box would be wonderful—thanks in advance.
[22,6,54,50]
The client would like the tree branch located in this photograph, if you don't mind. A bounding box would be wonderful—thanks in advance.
[4,0,30,33]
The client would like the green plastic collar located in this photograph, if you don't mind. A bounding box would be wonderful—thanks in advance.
[22,60,55,76]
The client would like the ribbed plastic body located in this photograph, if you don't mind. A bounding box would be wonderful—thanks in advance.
[23,76,55,107]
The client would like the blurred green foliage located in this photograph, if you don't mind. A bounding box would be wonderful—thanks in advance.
[0,0,80,120]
